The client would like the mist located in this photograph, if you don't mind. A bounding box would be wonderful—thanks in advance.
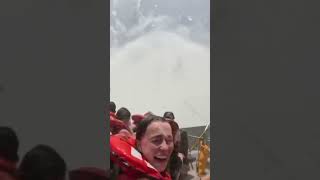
[110,0,210,128]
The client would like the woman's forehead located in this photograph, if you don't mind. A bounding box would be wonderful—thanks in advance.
[144,121,172,136]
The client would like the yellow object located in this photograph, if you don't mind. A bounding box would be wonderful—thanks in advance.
[197,139,210,176]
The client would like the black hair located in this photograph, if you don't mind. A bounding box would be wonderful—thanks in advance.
[163,112,175,120]
[18,144,67,180]
[0,126,19,162]
[179,130,189,163]
[116,107,131,122]
[109,101,116,113]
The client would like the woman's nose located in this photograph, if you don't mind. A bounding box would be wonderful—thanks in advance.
[159,141,169,150]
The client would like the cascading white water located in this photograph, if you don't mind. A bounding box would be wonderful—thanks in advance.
[110,0,210,128]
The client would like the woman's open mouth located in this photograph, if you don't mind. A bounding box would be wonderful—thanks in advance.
[154,155,168,162]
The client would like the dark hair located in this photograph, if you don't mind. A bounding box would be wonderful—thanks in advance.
[109,101,116,113]
[18,144,67,180]
[116,107,131,122]
[135,115,169,141]
[163,112,175,120]
[0,126,19,162]
[179,130,189,161]
[144,111,154,117]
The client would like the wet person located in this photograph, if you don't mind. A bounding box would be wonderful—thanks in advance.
[110,115,179,180]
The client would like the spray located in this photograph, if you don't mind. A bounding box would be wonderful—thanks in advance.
[110,0,210,128]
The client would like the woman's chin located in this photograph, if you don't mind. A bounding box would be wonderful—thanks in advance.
[153,163,167,172]
[157,167,166,172]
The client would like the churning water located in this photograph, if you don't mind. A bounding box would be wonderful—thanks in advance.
[110,0,210,128]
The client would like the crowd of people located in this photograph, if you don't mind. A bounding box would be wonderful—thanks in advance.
[0,101,209,180]
[108,101,210,180]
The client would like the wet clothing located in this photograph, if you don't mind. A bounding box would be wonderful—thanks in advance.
[110,134,172,180]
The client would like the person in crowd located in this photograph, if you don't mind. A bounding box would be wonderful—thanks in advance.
[104,101,117,128]
[109,102,117,120]
[115,107,132,135]
[116,107,131,126]
[163,112,183,180]
[110,117,131,136]
[110,115,179,180]
[0,126,19,180]
[109,101,116,113]
[108,103,131,136]
[135,115,178,172]
[109,106,132,174]
[163,112,175,121]
[105,101,117,122]
[178,130,190,180]
[18,144,67,180]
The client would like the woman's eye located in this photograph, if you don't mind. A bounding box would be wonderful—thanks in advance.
[166,139,173,144]
[152,138,163,145]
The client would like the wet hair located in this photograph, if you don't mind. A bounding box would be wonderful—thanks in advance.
[135,115,170,141]
[0,126,19,162]
[179,130,189,162]
[18,144,67,180]
[116,107,131,122]
[163,112,175,120]
[109,101,116,113]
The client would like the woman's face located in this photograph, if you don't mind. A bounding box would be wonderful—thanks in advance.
[138,121,174,172]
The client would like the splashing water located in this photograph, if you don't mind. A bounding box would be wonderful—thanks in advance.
[110,0,210,128]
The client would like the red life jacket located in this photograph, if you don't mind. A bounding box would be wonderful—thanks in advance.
[110,112,117,121]
[110,112,131,135]
[110,134,172,180]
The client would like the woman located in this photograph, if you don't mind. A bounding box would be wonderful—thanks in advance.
[110,115,179,180]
